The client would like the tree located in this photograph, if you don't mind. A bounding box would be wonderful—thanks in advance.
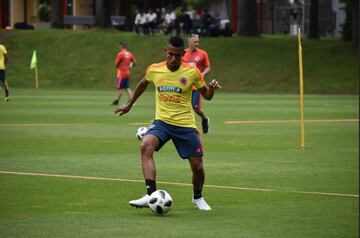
[95,0,111,28]
[50,0,63,28]
[38,2,51,22]
[239,0,258,36]
[185,0,223,10]
[340,0,359,48]
[351,0,358,48]
[308,0,319,39]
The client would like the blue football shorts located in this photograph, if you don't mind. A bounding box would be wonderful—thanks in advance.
[145,120,204,159]
[116,77,130,89]
[0,70,5,82]
[191,90,202,110]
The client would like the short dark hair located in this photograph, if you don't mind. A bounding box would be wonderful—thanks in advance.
[168,36,184,48]
[119,41,127,48]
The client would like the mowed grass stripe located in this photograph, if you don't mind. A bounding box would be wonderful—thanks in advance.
[0,119,357,127]
[0,170,358,198]
[0,123,97,127]
[224,119,359,124]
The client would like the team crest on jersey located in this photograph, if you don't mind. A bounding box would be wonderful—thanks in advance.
[179,77,187,86]
[195,56,200,61]
[158,78,165,84]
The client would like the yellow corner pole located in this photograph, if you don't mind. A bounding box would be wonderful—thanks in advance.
[35,65,39,90]
[298,28,305,149]
[30,50,39,89]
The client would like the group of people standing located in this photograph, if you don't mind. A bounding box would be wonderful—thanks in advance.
[134,8,194,37]
[113,34,219,211]
[134,9,159,36]
[133,7,231,38]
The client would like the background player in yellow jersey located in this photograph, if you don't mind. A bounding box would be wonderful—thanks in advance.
[114,36,221,210]
[0,43,10,102]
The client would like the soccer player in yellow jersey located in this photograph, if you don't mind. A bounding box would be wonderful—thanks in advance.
[0,43,10,102]
[114,36,221,211]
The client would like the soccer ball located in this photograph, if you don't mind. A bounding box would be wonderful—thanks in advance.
[136,127,148,140]
[148,190,173,214]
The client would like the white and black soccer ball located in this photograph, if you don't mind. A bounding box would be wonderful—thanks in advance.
[148,190,173,214]
[136,127,148,140]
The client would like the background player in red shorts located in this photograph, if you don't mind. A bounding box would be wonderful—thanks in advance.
[182,34,211,133]
[112,41,137,105]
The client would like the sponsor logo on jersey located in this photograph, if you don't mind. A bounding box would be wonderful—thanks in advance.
[159,94,181,103]
[158,86,182,93]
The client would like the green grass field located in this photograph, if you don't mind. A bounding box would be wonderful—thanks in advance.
[0,89,358,237]
[1,29,358,94]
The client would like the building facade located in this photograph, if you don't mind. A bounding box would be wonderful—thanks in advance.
[1,0,346,38]
[256,0,345,37]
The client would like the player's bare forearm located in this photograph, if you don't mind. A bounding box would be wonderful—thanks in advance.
[199,79,221,100]
[114,78,149,116]
[129,79,149,106]
[202,66,210,78]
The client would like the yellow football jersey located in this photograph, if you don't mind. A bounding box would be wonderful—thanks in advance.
[0,44,7,70]
[145,61,205,128]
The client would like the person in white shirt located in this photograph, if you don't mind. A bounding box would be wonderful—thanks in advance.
[140,10,149,35]
[134,9,142,35]
[147,9,157,35]
[163,9,176,35]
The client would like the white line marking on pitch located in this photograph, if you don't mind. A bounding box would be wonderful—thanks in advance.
[224,119,359,124]
[128,122,150,126]
[0,123,97,127]
[0,170,357,198]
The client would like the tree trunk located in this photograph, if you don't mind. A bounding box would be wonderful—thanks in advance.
[352,0,359,48]
[95,0,111,28]
[51,0,63,28]
[309,0,319,39]
[239,0,258,36]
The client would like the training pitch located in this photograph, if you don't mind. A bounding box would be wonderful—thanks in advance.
[0,89,358,237]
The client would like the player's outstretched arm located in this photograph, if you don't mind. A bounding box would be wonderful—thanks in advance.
[202,66,211,78]
[199,79,221,100]
[132,58,137,68]
[114,78,149,116]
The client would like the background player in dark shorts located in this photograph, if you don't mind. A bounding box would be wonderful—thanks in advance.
[183,34,211,134]
[112,41,136,105]
[0,43,9,102]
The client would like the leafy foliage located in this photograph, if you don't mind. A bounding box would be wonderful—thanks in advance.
[37,2,51,22]
[185,0,223,10]
[339,0,352,41]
